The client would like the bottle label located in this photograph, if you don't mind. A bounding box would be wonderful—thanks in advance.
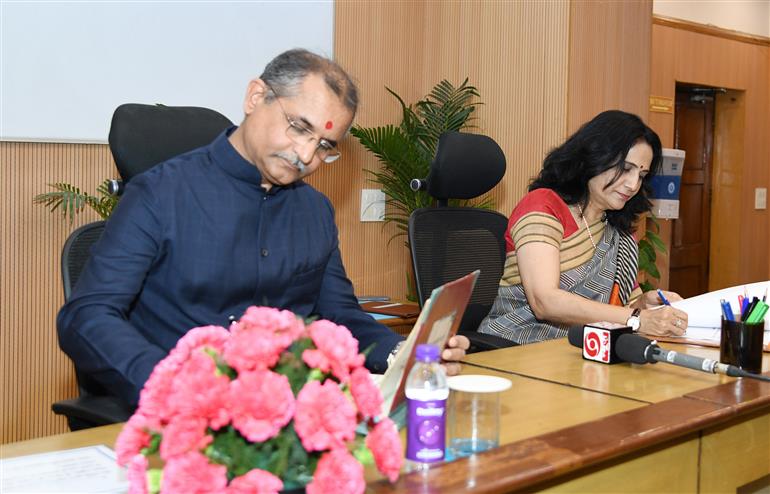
[406,397,446,463]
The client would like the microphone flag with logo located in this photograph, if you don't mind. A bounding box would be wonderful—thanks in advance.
[567,323,633,364]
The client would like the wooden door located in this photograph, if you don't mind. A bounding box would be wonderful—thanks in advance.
[669,89,714,298]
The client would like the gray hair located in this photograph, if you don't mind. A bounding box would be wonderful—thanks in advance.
[260,49,359,117]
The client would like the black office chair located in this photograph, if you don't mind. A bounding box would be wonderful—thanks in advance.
[52,104,233,430]
[52,221,134,430]
[107,103,234,193]
[408,131,515,353]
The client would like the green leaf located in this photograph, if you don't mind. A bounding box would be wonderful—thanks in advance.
[352,79,492,243]
[352,438,374,466]
[207,426,276,478]
[33,180,118,221]
[146,468,162,494]
[273,337,315,394]
[141,432,162,456]
[646,230,667,253]
[280,424,319,489]
[640,280,654,292]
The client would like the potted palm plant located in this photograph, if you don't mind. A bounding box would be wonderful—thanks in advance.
[350,79,493,242]
[33,180,118,222]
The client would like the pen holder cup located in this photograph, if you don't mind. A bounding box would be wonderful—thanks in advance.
[446,375,511,460]
[720,317,764,374]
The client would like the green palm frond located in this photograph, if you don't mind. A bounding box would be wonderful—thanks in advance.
[33,179,118,222]
[637,214,667,291]
[353,79,491,241]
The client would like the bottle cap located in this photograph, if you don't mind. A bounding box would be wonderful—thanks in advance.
[415,344,440,362]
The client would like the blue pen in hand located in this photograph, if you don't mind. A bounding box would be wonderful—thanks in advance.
[657,289,671,306]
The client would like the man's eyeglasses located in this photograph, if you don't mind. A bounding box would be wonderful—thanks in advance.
[266,85,341,164]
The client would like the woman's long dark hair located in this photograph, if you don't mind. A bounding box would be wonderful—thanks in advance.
[529,110,662,234]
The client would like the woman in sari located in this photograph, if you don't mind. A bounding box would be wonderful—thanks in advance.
[478,110,688,344]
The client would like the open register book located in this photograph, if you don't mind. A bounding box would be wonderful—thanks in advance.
[654,280,770,351]
[376,270,479,420]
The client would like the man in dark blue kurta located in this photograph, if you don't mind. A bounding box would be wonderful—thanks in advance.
[57,49,469,407]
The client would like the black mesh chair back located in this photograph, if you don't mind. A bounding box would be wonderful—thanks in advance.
[55,221,133,429]
[61,221,106,300]
[408,131,514,351]
[109,103,233,183]
[409,208,508,335]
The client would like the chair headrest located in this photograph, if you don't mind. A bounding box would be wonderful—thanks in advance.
[108,104,234,183]
[426,131,506,200]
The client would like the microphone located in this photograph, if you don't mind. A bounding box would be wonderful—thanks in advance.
[568,326,770,382]
[567,323,633,364]
[410,178,427,192]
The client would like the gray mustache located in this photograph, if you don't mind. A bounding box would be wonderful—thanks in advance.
[275,152,305,174]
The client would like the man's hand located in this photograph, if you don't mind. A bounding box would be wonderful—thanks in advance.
[441,335,470,376]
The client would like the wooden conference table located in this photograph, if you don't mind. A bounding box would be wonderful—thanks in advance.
[2,339,769,493]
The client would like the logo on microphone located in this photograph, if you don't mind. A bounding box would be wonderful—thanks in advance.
[583,328,611,363]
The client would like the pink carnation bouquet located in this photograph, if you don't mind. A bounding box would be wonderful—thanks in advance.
[115,306,403,494]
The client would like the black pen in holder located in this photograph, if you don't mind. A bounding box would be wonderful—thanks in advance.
[720,316,764,374]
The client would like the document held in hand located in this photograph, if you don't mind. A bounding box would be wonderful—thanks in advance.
[378,270,479,417]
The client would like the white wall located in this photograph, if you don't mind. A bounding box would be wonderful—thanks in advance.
[0,1,334,143]
[653,0,770,38]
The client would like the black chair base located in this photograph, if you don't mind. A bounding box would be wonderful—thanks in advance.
[52,396,134,431]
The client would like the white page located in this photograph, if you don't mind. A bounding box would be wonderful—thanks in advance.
[671,280,769,329]
[0,445,127,494]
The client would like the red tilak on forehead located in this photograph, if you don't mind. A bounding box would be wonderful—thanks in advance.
[325,121,333,130]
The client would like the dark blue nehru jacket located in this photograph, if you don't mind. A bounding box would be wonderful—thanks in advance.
[57,128,403,406]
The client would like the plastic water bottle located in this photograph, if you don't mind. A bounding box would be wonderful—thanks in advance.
[405,344,449,472]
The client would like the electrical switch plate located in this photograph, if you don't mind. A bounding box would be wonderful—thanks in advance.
[360,189,385,222]
[755,187,767,210]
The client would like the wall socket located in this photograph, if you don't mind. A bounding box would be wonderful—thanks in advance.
[755,187,767,210]
[360,189,385,222]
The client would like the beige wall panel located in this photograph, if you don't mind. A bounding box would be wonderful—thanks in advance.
[332,2,570,302]
[1,142,116,443]
[568,0,652,133]
[649,22,770,287]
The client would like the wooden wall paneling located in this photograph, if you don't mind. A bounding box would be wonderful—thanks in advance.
[322,1,430,301]
[709,91,745,291]
[649,21,770,289]
[568,0,652,134]
[333,2,570,285]
[1,142,117,443]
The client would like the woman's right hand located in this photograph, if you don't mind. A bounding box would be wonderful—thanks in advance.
[639,306,688,337]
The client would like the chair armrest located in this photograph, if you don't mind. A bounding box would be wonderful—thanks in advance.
[52,396,134,430]
[459,330,518,354]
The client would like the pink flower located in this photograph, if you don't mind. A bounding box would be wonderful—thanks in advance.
[302,320,365,382]
[173,325,230,360]
[138,356,182,425]
[226,468,283,494]
[115,413,152,465]
[294,380,356,451]
[159,415,212,460]
[167,350,231,429]
[349,367,383,418]
[161,451,227,494]
[138,326,230,426]
[306,449,365,494]
[366,418,403,482]
[224,307,305,373]
[229,370,295,442]
[126,454,148,494]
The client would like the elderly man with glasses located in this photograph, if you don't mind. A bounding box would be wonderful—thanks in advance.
[57,49,469,409]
